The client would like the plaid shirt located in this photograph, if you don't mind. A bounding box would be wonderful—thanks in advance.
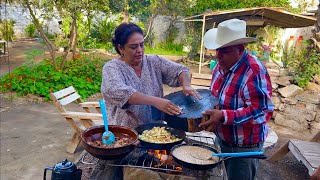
[211,51,274,145]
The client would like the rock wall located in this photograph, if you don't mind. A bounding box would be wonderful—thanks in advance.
[151,15,185,45]
[1,4,186,44]
[0,4,62,38]
[266,62,320,134]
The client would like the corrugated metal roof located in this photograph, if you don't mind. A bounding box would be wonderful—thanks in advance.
[184,7,316,28]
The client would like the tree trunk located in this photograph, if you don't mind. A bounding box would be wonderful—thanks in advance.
[123,0,129,23]
[144,14,156,40]
[61,14,76,70]
[71,19,78,58]
[82,12,92,50]
[24,1,57,69]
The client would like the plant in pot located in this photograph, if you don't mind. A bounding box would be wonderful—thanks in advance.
[54,35,68,52]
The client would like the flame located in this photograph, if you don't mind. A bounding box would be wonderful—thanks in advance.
[146,149,182,172]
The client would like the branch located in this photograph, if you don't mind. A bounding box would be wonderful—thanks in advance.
[23,0,57,69]
[144,14,157,40]
[61,14,76,70]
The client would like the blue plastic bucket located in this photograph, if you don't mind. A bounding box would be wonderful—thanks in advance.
[210,60,217,70]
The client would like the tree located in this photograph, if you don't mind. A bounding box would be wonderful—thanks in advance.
[185,0,291,16]
[18,0,58,69]
[52,0,109,69]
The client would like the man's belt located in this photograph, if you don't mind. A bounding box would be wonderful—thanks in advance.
[220,140,260,148]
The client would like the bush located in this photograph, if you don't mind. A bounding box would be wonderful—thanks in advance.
[0,19,15,41]
[91,19,117,42]
[0,55,108,101]
[159,42,183,52]
[25,23,36,38]
[54,35,69,48]
[289,49,320,88]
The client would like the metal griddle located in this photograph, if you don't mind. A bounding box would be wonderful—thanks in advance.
[163,89,218,119]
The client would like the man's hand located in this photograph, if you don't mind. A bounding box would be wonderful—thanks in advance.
[182,85,202,99]
[153,98,181,115]
[198,109,224,132]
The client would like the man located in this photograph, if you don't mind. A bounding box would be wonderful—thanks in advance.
[199,19,274,180]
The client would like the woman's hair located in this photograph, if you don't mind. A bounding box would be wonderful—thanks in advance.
[112,23,144,55]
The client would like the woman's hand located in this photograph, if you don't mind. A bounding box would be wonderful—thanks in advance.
[153,98,181,115]
[183,85,202,99]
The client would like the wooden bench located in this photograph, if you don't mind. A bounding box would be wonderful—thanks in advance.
[50,86,102,153]
[268,131,320,175]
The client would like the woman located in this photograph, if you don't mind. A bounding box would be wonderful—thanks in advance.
[101,22,199,128]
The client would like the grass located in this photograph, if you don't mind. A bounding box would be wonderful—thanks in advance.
[144,46,187,56]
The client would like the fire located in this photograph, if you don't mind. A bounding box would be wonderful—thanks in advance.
[146,149,182,172]
[148,150,167,158]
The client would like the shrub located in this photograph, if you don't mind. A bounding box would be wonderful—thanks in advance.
[91,19,117,42]
[25,23,36,38]
[289,49,320,88]
[159,42,183,52]
[84,37,97,49]
[0,19,15,41]
[54,35,69,48]
[0,54,108,101]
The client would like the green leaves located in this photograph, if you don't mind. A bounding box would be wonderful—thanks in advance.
[0,54,108,101]
[25,23,37,38]
[289,49,320,88]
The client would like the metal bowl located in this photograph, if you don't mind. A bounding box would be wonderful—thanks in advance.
[81,125,138,160]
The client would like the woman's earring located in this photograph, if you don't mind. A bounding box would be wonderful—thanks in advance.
[121,53,124,57]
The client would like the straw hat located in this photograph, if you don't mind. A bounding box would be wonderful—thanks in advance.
[204,19,257,50]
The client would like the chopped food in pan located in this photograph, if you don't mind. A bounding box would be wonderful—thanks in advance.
[87,136,130,148]
[139,127,181,143]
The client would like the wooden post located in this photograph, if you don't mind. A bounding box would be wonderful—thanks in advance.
[267,141,289,163]
[199,15,206,74]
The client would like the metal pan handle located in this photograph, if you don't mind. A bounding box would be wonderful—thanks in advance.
[222,154,267,161]
[214,151,264,157]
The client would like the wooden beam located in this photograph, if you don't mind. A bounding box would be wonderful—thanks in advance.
[66,132,81,154]
[192,73,212,80]
[267,141,290,163]
[191,78,211,87]
[199,15,206,74]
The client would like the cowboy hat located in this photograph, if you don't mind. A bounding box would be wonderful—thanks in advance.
[204,19,257,50]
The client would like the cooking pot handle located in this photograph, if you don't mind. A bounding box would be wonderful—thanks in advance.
[223,154,267,161]
[43,167,53,180]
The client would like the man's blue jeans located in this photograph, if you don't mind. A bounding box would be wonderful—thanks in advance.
[216,138,264,180]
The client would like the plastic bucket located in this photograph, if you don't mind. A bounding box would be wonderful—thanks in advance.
[210,60,217,70]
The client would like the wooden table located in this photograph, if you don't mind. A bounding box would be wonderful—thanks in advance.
[288,140,320,175]
[186,128,278,150]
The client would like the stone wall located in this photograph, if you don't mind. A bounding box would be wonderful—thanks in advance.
[151,15,185,45]
[1,4,186,44]
[266,62,320,134]
[1,4,62,38]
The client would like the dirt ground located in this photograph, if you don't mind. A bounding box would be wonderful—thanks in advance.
[0,39,314,180]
